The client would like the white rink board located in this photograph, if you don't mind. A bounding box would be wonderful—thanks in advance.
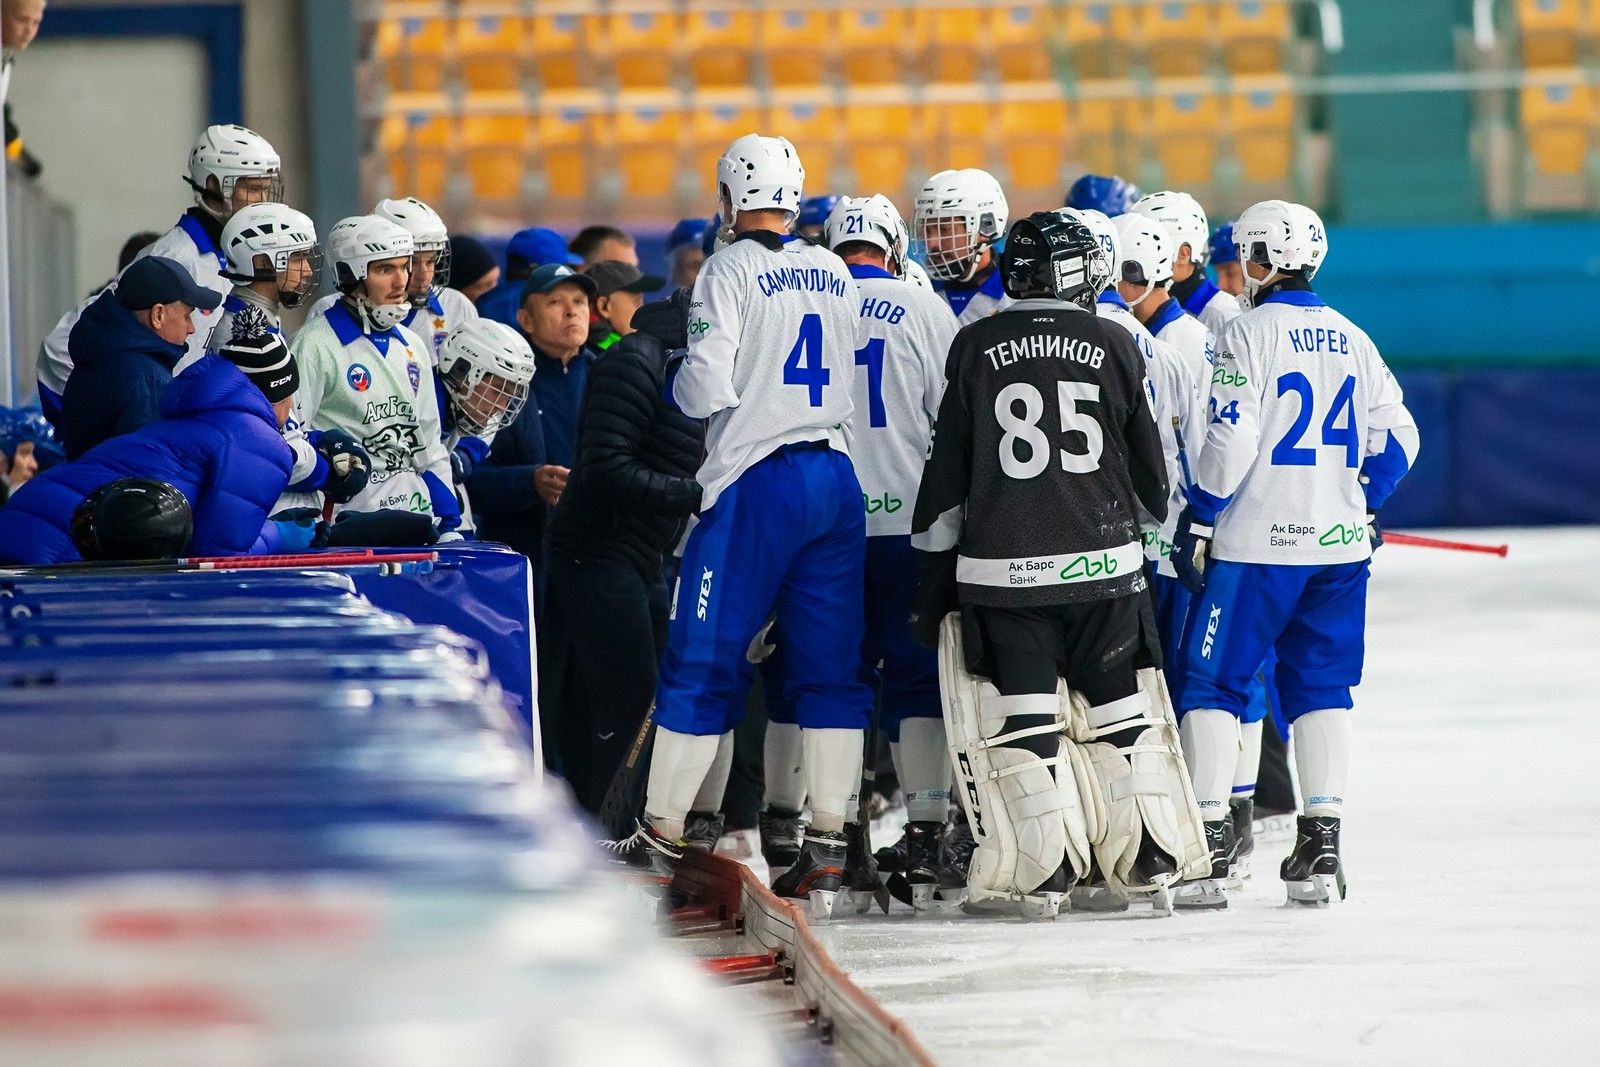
[816,527,1600,1065]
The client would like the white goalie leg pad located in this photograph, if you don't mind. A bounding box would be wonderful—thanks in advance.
[1070,669,1210,894]
[938,615,1092,903]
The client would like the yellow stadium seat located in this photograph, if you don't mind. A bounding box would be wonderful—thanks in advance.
[999,98,1069,199]
[530,12,586,91]
[989,5,1054,82]
[1072,96,1137,176]
[1217,1,1291,75]
[460,115,528,202]
[923,6,985,85]
[1520,80,1593,175]
[1229,87,1296,182]
[379,112,451,206]
[686,104,763,193]
[456,14,525,94]
[760,8,833,85]
[534,107,595,203]
[685,8,756,88]
[372,16,450,94]
[1062,2,1138,79]
[844,104,918,195]
[1151,91,1222,185]
[926,101,996,172]
[606,10,679,89]
[1516,0,1583,67]
[613,106,686,203]
[838,9,915,85]
[1144,2,1213,77]
[769,102,839,193]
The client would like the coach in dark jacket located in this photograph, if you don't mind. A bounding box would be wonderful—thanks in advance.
[542,289,706,813]
[57,256,222,460]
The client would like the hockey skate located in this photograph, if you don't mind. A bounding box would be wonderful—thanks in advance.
[1281,815,1346,906]
[1227,796,1255,887]
[882,821,968,916]
[770,830,847,924]
[601,820,684,878]
[1173,820,1232,910]
[682,810,724,853]
[836,822,891,916]
[758,805,804,882]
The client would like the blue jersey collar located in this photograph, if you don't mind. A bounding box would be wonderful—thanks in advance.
[1259,289,1326,307]
[1097,289,1129,310]
[177,211,226,271]
[1145,297,1186,335]
[846,262,895,281]
[327,299,405,353]
[425,292,444,316]
[1178,277,1221,317]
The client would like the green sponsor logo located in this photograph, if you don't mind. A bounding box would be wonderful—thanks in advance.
[1317,522,1367,547]
[688,318,711,336]
[1212,367,1249,387]
[1059,551,1121,582]
[863,492,903,515]
[1141,529,1175,558]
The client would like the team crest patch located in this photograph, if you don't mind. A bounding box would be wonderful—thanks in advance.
[347,363,372,392]
[406,356,421,394]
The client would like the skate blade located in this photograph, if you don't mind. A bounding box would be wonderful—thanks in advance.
[1172,879,1229,911]
[1285,873,1345,907]
[1068,885,1130,914]
[807,889,837,924]
[834,887,884,917]
[1149,875,1176,916]
[1226,854,1253,890]
[1017,892,1065,921]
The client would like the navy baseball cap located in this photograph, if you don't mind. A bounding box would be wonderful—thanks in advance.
[519,262,598,303]
[506,227,580,273]
[587,260,664,296]
[116,256,223,312]
[665,217,710,253]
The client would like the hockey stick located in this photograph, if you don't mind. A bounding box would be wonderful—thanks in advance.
[0,551,436,577]
[851,694,892,914]
[597,702,655,841]
[1383,531,1508,557]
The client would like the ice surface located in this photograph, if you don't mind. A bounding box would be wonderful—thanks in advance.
[815,528,1600,1065]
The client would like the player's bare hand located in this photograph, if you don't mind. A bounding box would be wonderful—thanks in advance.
[534,464,569,507]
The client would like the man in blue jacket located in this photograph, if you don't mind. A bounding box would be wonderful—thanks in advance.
[0,336,304,565]
[57,256,222,460]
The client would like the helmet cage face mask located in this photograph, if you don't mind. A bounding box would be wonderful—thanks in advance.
[446,364,530,438]
[915,209,1000,282]
[408,239,452,308]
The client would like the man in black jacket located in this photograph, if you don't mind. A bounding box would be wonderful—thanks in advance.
[543,289,705,815]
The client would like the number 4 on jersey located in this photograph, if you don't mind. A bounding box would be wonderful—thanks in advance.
[783,313,829,407]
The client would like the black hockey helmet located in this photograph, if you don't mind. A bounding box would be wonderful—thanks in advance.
[70,478,193,562]
[1000,211,1107,310]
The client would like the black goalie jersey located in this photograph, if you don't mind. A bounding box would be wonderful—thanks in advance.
[910,297,1168,608]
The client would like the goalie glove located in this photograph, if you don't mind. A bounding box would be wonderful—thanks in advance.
[314,428,371,504]
[1172,507,1214,595]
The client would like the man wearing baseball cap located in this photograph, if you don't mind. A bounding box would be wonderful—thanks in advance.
[585,260,664,352]
[57,255,222,460]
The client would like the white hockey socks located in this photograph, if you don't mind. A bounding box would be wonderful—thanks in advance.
[803,728,864,834]
[763,721,806,812]
[1234,720,1263,800]
[1180,708,1239,821]
[1293,709,1352,818]
[897,718,952,824]
[644,728,722,840]
[692,730,735,814]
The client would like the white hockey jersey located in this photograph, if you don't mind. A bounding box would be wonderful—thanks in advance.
[1097,293,1207,576]
[674,231,859,511]
[38,211,228,400]
[306,287,479,368]
[288,301,456,521]
[1175,274,1243,337]
[1193,289,1419,565]
[931,265,1014,326]
[844,263,958,537]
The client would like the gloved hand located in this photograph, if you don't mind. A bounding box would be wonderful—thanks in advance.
[1367,509,1383,550]
[908,549,959,650]
[1172,507,1214,595]
[450,436,491,484]
[746,617,779,664]
[271,515,321,552]
[315,509,439,548]
[316,428,371,504]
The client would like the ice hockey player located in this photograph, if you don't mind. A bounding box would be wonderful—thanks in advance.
[607,135,871,923]
[289,214,460,531]
[1172,200,1419,907]
[793,193,842,244]
[1209,222,1245,297]
[434,318,536,534]
[207,203,321,354]
[37,124,283,425]
[909,211,1208,919]
[1133,191,1240,336]
[912,168,1011,326]
[824,193,962,913]
[1064,172,1139,217]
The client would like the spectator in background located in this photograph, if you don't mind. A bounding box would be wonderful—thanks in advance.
[569,224,637,268]
[585,260,663,353]
[2,0,46,178]
[665,217,710,289]
[476,226,577,331]
[58,256,221,460]
[448,234,500,303]
[118,231,159,274]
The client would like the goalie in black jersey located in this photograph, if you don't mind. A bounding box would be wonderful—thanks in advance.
[909,212,1210,919]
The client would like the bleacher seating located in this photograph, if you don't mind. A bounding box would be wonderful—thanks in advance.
[1519,78,1593,176]
[1516,0,1584,68]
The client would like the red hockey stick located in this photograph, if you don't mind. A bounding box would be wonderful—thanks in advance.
[1384,532,1508,557]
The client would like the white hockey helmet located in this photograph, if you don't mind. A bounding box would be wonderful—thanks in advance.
[220,203,322,308]
[1059,207,1121,294]
[716,134,805,226]
[913,168,1009,282]
[1234,199,1328,303]
[1112,212,1175,308]
[326,214,415,329]
[374,196,451,306]
[438,319,536,438]
[187,124,282,219]
[1132,190,1210,266]
[824,194,909,277]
